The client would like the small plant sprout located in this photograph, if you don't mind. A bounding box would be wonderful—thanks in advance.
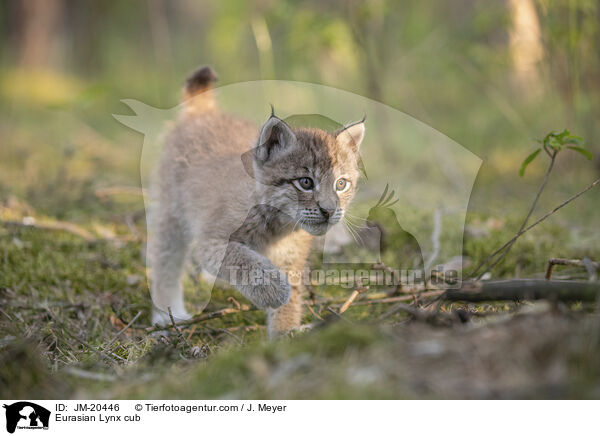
[470,130,595,280]
[520,129,593,177]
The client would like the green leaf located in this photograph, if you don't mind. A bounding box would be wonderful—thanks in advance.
[567,146,593,160]
[542,132,554,148]
[519,148,542,177]
[555,129,570,141]
[547,136,563,151]
[563,135,584,146]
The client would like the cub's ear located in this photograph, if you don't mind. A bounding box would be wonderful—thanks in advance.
[336,119,365,152]
[255,116,296,163]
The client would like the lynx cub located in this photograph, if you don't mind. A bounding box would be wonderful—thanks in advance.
[150,66,365,337]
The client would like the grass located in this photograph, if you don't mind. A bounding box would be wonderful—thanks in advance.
[1,195,600,399]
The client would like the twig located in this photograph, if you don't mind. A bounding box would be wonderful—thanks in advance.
[424,209,442,271]
[63,367,117,382]
[468,178,600,279]
[103,311,142,350]
[546,257,599,280]
[66,328,121,363]
[472,150,557,279]
[94,186,147,198]
[146,304,256,333]
[371,262,402,294]
[0,307,13,321]
[227,296,241,310]
[226,325,263,333]
[323,290,445,308]
[186,325,197,341]
[2,218,96,242]
[348,291,446,307]
[378,302,424,321]
[306,282,317,302]
[338,286,368,314]
[1,217,139,243]
[305,304,323,320]
[168,307,192,348]
[44,307,121,363]
[339,290,360,313]
[326,306,352,323]
[124,212,142,240]
[206,326,243,344]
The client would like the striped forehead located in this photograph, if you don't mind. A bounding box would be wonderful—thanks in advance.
[294,128,350,176]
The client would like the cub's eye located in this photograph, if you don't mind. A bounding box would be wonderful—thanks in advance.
[335,178,350,193]
[293,177,315,192]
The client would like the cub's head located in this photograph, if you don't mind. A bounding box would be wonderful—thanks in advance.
[252,114,365,236]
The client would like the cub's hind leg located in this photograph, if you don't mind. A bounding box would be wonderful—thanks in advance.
[266,279,304,338]
[150,211,191,325]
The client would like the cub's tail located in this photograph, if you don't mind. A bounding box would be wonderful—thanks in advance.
[182,66,218,114]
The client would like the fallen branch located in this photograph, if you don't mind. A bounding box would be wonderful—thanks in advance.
[146,304,256,333]
[546,258,599,280]
[2,218,96,242]
[444,279,600,303]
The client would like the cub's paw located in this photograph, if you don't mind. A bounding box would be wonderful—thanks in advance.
[151,307,192,327]
[247,274,291,309]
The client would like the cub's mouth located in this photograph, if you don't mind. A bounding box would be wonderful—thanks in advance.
[301,216,344,235]
[290,208,344,235]
[302,221,330,236]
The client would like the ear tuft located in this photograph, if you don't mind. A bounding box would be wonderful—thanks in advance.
[336,119,365,152]
[255,116,296,163]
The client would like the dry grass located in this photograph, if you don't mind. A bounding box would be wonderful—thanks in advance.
[1,212,600,399]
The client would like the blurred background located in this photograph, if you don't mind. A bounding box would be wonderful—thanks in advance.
[1,0,599,226]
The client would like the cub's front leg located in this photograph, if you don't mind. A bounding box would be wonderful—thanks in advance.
[200,240,291,309]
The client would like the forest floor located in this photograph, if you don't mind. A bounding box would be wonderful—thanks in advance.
[2,202,600,399]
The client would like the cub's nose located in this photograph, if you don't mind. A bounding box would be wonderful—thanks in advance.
[319,206,335,220]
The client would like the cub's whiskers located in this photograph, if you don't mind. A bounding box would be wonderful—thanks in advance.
[343,216,365,246]
[292,216,304,232]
